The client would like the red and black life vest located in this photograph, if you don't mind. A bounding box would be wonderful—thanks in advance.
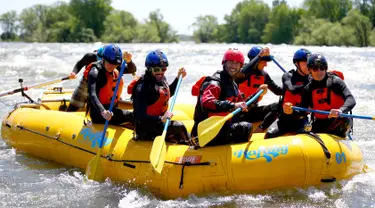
[192,72,241,118]
[282,81,304,106]
[238,74,265,100]
[128,76,170,117]
[84,62,123,105]
[312,75,345,119]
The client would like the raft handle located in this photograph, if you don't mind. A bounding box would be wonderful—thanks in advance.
[104,154,137,169]
[123,163,136,169]
[321,178,336,183]
[179,162,212,189]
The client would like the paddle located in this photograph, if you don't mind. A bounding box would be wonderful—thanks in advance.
[291,106,375,120]
[198,89,264,147]
[86,61,127,181]
[270,56,287,73]
[150,74,183,173]
[0,76,71,97]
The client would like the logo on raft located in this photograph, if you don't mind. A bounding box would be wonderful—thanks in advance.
[175,156,202,164]
[78,127,113,148]
[233,145,289,162]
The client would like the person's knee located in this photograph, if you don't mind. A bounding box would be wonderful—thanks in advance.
[265,127,279,139]
[66,105,79,112]
[339,117,352,136]
[229,122,253,143]
[124,110,134,123]
[169,121,189,141]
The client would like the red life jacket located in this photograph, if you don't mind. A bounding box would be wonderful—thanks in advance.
[127,76,140,95]
[192,75,241,118]
[283,81,304,106]
[130,76,170,117]
[312,75,344,119]
[191,76,207,96]
[84,62,124,105]
[328,70,344,80]
[146,82,170,116]
[83,62,95,80]
[238,74,265,100]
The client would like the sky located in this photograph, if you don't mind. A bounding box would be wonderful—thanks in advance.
[0,0,303,35]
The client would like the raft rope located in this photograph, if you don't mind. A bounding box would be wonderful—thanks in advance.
[105,154,213,189]
[15,124,97,155]
[11,124,214,189]
[303,132,331,163]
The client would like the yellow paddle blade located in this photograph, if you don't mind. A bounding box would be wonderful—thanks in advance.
[198,115,229,147]
[86,149,104,182]
[363,164,374,173]
[150,131,167,173]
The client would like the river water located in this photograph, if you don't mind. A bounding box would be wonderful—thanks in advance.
[0,42,374,207]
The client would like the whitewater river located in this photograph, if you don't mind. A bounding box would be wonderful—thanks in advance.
[0,42,374,207]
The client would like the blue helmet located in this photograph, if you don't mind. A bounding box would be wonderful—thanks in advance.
[248,46,272,62]
[293,48,311,64]
[307,53,328,70]
[145,50,169,68]
[102,44,123,65]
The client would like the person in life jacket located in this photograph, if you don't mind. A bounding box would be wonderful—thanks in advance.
[66,45,137,112]
[284,53,356,137]
[190,48,267,146]
[236,46,283,133]
[129,50,189,142]
[86,44,134,124]
[265,48,312,139]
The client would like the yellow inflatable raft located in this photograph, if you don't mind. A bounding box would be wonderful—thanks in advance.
[1,88,365,198]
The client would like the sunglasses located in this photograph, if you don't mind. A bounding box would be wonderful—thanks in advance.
[151,67,167,72]
[310,66,327,72]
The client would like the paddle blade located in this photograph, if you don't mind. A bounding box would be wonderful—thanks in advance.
[197,116,227,147]
[86,151,104,182]
[150,132,167,173]
[363,164,374,173]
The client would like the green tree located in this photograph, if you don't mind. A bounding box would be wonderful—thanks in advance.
[45,2,75,42]
[69,0,112,38]
[134,23,160,43]
[342,9,372,46]
[0,11,18,41]
[354,0,375,26]
[369,28,375,45]
[73,27,97,42]
[221,13,240,43]
[191,15,218,43]
[294,16,333,45]
[146,9,178,43]
[262,3,298,44]
[237,0,270,43]
[326,22,357,46]
[303,0,352,22]
[19,5,49,42]
[272,0,287,7]
[102,10,138,42]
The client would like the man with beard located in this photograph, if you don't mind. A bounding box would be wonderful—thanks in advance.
[129,50,189,143]
[190,48,267,146]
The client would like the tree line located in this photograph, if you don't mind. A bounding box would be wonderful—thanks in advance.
[0,0,178,43]
[1,0,375,46]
